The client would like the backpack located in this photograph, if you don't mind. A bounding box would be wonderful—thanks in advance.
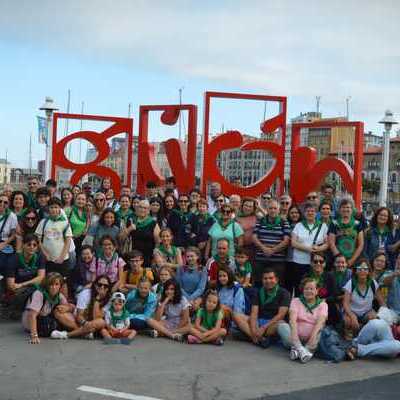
[40,218,70,243]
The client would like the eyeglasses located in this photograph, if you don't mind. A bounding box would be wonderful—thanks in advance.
[280,201,290,205]
[307,196,317,200]
[313,259,325,264]
[25,217,37,221]
[97,283,110,289]
[0,200,9,205]
[356,267,369,272]
[217,199,225,203]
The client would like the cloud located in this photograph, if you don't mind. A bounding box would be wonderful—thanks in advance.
[1,0,399,127]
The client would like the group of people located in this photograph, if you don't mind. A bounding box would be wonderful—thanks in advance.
[1,176,400,363]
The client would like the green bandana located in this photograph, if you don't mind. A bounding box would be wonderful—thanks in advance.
[134,215,154,230]
[18,252,39,273]
[214,254,230,266]
[198,212,212,224]
[34,284,61,306]
[261,216,281,230]
[49,214,66,222]
[301,219,321,235]
[236,261,252,277]
[15,208,28,218]
[218,219,233,231]
[299,294,322,313]
[335,216,358,259]
[173,209,192,225]
[97,249,118,267]
[116,208,134,224]
[352,277,373,299]
[110,305,130,327]
[259,285,279,305]
[157,244,177,258]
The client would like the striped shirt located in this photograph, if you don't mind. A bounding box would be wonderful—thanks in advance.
[254,217,290,262]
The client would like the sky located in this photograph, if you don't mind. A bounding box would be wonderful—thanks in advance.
[0,0,399,167]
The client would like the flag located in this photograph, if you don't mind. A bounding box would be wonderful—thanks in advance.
[37,116,48,144]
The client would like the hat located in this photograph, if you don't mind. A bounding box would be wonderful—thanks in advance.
[111,292,126,303]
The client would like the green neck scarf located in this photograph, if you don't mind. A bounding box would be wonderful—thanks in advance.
[301,219,321,234]
[337,215,355,230]
[49,214,66,222]
[376,225,390,237]
[34,284,61,306]
[157,244,177,258]
[110,305,129,326]
[236,261,252,277]
[259,285,279,305]
[261,215,281,230]
[174,209,192,224]
[334,270,346,287]
[352,277,373,299]
[18,252,39,273]
[218,218,233,231]
[299,294,322,313]
[134,215,154,230]
[71,206,87,223]
[214,254,229,266]
[0,208,11,223]
[116,208,134,223]
[98,249,118,266]
[198,212,212,223]
[15,208,28,218]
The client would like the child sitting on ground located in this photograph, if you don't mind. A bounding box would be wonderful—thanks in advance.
[188,289,227,345]
[101,292,136,344]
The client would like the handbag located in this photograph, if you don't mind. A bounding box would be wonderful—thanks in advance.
[36,314,58,337]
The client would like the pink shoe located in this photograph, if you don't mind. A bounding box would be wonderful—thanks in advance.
[187,335,201,344]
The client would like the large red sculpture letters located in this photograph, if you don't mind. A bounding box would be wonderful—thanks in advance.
[51,91,364,209]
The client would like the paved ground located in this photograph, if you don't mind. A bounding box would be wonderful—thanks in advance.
[1,321,400,400]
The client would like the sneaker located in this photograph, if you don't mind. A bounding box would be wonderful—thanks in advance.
[172,333,184,342]
[50,330,68,340]
[148,329,159,338]
[289,347,300,361]
[85,332,94,340]
[187,335,201,344]
[299,347,313,363]
[214,337,224,346]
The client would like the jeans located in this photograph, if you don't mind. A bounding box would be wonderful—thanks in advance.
[129,318,148,331]
[277,322,321,352]
[356,319,400,358]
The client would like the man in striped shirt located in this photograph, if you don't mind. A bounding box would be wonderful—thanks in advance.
[252,199,290,287]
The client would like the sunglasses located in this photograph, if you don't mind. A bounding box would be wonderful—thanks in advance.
[217,199,225,203]
[179,199,189,203]
[262,196,271,200]
[95,198,105,202]
[221,210,231,214]
[0,200,9,205]
[356,267,369,272]
[280,201,290,205]
[25,217,37,221]
[313,259,325,264]
[307,196,317,200]
[97,283,110,289]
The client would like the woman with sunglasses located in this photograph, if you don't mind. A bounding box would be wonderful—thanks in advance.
[5,234,45,317]
[50,275,110,340]
[167,194,197,248]
[10,190,28,220]
[15,208,39,252]
[206,205,244,261]
[279,195,292,221]
[87,192,107,234]
[0,193,18,280]
[343,259,385,339]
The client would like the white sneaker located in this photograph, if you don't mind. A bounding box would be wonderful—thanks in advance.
[149,329,158,338]
[299,347,313,363]
[289,347,300,360]
[50,330,68,340]
[85,332,94,340]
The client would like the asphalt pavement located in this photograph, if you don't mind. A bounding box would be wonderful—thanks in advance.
[1,321,399,400]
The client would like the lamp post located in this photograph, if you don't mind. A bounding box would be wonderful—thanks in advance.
[39,97,59,182]
[378,110,398,206]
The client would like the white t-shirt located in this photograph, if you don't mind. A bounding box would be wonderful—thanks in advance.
[76,288,92,311]
[344,279,378,317]
[292,221,328,265]
[35,218,73,261]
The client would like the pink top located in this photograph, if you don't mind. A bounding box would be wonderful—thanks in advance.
[290,297,328,341]
[236,215,257,246]
[92,254,125,283]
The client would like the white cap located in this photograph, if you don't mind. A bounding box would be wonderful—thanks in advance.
[111,292,126,302]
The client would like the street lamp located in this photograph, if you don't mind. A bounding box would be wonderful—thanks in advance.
[39,97,59,182]
[378,110,398,206]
